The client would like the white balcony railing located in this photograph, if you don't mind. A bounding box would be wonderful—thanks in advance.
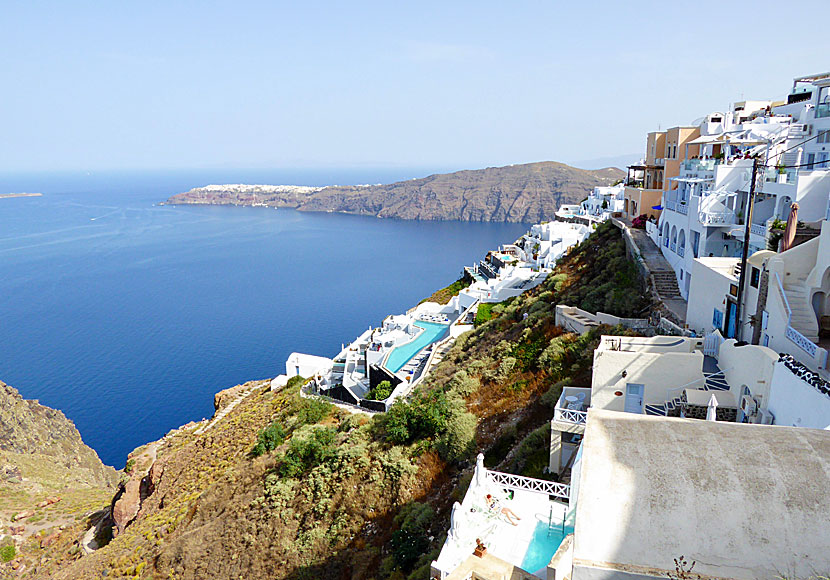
[699,210,736,226]
[554,406,588,425]
[677,202,688,215]
[678,245,685,257]
[750,223,767,237]
[665,198,677,211]
[485,470,570,500]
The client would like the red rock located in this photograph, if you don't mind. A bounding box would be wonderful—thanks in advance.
[12,510,33,522]
[112,478,142,533]
[36,500,49,508]
[46,496,61,505]
[9,525,24,535]
[40,532,59,547]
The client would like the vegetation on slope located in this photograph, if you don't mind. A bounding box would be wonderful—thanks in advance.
[419,278,471,305]
[35,221,650,580]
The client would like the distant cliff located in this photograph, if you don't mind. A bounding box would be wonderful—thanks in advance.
[163,162,624,223]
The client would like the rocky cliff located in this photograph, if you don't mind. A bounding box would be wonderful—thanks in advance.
[0,380,118,576]
[163,162,624,222]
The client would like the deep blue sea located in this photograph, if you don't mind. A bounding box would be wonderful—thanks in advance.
[0,169,528,467]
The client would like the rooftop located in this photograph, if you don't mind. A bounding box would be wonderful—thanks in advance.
[573,409,830,580]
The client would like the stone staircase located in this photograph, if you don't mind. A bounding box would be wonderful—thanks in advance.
[644,358,730,417]
[651,270,682,299]
[783,278,819,341]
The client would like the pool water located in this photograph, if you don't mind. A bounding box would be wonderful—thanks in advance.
[520,520,573,575]
[384,321,449,373]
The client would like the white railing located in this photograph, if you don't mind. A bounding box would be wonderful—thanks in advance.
[699,210,735,226]
[775,272,818,358]
[677,202,688,215]
[553,406,588,425]
[678,245,685,257]
[750,223,766,237]
[665,198,677,211]
[485,470,570,500]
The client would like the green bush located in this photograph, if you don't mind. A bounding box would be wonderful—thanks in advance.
[286,375,307,389]
[447,371,479,397]
[435,407,477,462]
[295,398,333,426]
[0,544,15,563]
[367,380,393,401]
[278,426,338,478]
[251,422,287,457]
[474,303,495,327]
[391,502,435,571]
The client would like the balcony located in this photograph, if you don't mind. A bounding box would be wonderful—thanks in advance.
[698,209,736,226]
[678,245,685,257]
[750,223,767,237]
[677,201,689,215]
[681,159,717,172]
[665,198,677,211]
[553,387,591,426]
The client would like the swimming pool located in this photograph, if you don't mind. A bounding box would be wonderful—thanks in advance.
[384,321,449,373]
[520,520,573,575]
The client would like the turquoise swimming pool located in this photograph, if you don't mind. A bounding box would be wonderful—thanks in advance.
[384,321,449,374]
[520,520,573,575]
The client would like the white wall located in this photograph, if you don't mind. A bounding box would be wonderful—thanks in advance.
[687,258,735,336]
[285,352,333,378]
[768,362,830,429]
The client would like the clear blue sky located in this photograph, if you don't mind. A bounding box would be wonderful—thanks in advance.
[2,0,828,172]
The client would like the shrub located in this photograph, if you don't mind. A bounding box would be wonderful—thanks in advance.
[278,426,338,478]
[435,408,476,462]
[295,398,333,426]
[0,544,14,563]
[251,422,287,457]
[474,303,495,326]
[447,371,479,397]
[367,380,393,401]
[286,375,307,389]
[391,502,435,571]
[506,423,552,478]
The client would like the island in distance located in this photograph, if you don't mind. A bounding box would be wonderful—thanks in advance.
[163,161,624,223]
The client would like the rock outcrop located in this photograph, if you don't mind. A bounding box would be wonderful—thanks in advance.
[163,161,624,223]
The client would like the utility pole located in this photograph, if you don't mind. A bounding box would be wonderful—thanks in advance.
[734,156,760,342]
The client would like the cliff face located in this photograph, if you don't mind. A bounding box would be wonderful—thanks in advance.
[0,380,118,576]
[163,162,624,223]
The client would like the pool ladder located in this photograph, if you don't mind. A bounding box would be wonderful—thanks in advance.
[547,505,565,537]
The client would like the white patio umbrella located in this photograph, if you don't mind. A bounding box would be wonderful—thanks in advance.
[706,393,719,422]
[449,501,461,540]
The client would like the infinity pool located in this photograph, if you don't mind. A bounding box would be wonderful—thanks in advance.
[384,321,449,373]
[520,520,573,575]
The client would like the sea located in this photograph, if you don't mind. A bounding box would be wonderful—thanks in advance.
[0,169,528,467]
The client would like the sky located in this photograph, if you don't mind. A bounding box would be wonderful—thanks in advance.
[2,0,829,173]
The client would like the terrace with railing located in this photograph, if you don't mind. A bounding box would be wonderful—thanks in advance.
[553,386,591,426]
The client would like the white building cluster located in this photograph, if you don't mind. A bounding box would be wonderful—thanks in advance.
[283,220,592,413]
[431,72,830,580]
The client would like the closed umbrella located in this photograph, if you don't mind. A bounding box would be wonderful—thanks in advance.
[706,393,719,422]
[780,203,799,252]
[449,501,461,540]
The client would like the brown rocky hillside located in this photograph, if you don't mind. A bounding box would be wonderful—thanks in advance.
[164,162,624,223]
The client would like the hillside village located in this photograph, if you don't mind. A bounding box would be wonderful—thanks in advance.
[283,71,830,579]
[2,72,829,580]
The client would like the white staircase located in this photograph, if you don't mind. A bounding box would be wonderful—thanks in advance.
[782,278,819,341]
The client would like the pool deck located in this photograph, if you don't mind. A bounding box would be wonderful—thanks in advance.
[435,486,568,579]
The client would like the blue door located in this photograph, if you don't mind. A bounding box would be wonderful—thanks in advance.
[726,302,737,339]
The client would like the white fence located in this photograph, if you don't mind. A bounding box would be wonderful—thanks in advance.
[486,470,570,500]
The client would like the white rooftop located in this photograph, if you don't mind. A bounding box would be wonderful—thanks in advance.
[573,409,830,580]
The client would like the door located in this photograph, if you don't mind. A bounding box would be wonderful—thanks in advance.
[624,384,644,414]
[725,301,737,339]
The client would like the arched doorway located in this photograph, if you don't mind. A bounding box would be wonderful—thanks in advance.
[812,268,830,339]
[678,229,686,256]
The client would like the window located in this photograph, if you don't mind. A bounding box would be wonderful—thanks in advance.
[807,153,816,168]
[817,152,829,169]
[750,267,760,288]
[818,130,830,144]
[729,284,738,298]
[713,309,724,328]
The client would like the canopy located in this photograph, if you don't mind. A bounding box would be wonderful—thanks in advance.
[652,205,663,210]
